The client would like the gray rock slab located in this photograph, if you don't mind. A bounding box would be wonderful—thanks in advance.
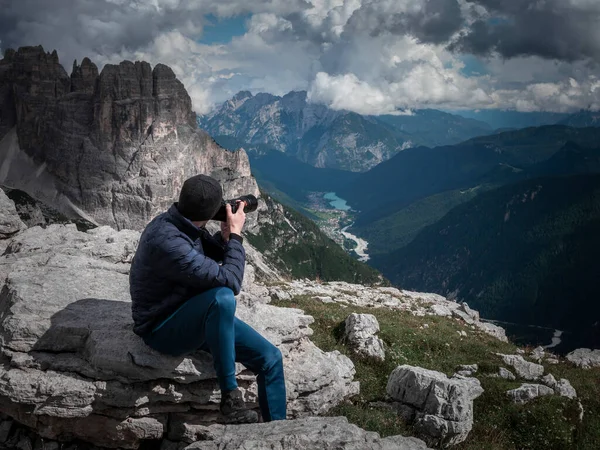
[181,417,432,450]
[499,354,544,380]
[498,367,516,380]
[506,384,554,404]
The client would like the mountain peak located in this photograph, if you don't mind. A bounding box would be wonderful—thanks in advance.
[233,90,253,101]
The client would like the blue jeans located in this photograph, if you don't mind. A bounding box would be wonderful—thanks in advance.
[142,287,287,421]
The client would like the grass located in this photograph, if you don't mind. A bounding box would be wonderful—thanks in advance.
[273,296,600,449]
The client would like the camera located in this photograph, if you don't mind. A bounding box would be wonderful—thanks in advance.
[212,194,259,222]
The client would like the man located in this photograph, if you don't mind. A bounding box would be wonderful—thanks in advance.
[129,174,286,423]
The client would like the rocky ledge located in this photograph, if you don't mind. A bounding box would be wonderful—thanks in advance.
[268,280,508,342]
[0,224,365,448]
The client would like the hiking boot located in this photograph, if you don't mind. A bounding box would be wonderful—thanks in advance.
[219,388,259,424]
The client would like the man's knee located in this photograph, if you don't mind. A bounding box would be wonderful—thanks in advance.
[263,345,283,372]
[211,287,236,314]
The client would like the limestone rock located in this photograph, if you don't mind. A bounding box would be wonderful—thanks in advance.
[0,189,26,239]
[506,384,554,404]
[344,313,386,361]
[498,367,516,380]
[0,224,360,448]
[473,322,508,342]
[499,354,544,380]
[386,365,483,447]
[454,364,477,377]
[541,374,557,388]
[429,304,452,317]
[566,348,600,369]
[555,379,577,399]
[530,346,545,362]
[459,303,479,322]
[177,417,432,450]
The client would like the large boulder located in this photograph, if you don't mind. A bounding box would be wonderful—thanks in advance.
[343,313,385,361]
[385,365,483,447]
[0,224,359,448]
[566,348,600,369]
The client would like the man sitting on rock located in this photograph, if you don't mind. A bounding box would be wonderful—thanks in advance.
[129,174,286,424]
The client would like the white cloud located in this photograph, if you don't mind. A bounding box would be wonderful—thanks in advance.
[2,0,600,115]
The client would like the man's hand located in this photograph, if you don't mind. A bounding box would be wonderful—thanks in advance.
[227,201,246,236]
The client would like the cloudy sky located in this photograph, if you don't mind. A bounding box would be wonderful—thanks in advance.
[1,0,600,115]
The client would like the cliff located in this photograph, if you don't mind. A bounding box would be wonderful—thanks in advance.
[0,46,256,231]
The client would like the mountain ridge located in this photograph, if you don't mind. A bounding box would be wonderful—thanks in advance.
[199,90,493,172]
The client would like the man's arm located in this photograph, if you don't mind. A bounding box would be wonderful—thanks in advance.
[156,234,245,295]
[201,230,227,263]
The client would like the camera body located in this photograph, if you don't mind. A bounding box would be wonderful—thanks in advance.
[212,194,259,222]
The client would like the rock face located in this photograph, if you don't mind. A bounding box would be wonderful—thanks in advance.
[0,415,432,450]
[343,313,385,361]
[0,190,25,239]
[0,46,258,231]
[385,365,484,447]
[506,384,554,404]
[566,348,600,368]
[0,224,360,448]
[167,416,432,450]
[499,354,544,380]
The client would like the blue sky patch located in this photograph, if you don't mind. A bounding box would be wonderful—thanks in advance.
[200,14,249,44]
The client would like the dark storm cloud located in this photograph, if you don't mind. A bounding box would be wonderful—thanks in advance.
[343,0,464,44]
[451,0,600,62]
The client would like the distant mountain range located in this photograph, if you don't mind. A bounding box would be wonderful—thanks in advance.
[199,91,493,172]
[558,110,600,128]
[340,126,600,226]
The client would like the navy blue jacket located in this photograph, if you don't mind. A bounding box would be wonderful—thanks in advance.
[130,203,245,336]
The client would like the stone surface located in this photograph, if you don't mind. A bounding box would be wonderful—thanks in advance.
[0,189,25,239]
[555,379,577,399]
[530,346,545,362]
[454,364,477,377]
[498,368,516,380]
[0,46,258,232]
[344,313,385,361]
[541,374,557,388]
[499,354,544,380]
[506,384,554,404]
[0,224,360,448]
[566,348,600,369]
[386,365,483,447]
[165,416,432,450]
[177,416,432,449]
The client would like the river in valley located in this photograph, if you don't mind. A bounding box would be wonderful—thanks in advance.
[320,192,370,262]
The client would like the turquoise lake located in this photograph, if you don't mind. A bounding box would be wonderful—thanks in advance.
[324,192,351,211]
